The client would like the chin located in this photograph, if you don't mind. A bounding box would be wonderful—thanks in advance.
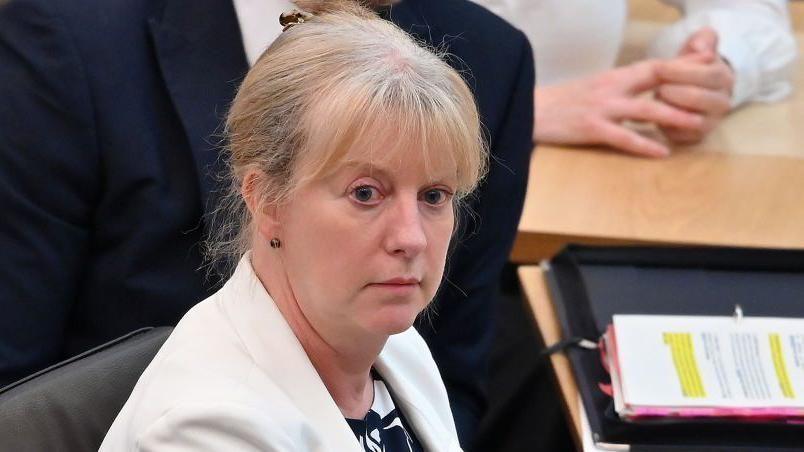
[365,304,422,336]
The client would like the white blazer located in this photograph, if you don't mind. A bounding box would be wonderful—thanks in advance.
[100,255,461,451]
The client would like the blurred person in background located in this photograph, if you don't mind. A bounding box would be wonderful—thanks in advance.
[476,0,797,157]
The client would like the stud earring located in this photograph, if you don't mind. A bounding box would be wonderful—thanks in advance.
[269,238,281,249]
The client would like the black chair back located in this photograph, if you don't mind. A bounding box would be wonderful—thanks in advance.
[0,327,172,451]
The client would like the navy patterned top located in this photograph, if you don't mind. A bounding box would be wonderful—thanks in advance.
[345,371,424,452]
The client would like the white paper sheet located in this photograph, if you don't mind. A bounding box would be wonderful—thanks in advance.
[614,315,804,410]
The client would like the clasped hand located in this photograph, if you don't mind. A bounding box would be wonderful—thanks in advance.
[535,27,734,157]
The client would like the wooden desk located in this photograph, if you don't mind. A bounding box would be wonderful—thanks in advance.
[519,264,584,448]
[512,148,804,263]
[511,31,804,264]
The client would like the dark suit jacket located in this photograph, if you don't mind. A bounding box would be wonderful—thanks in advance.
[0,0,533,445]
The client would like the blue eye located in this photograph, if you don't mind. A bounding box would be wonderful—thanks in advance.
[351,185,381,204]
[421,189,451,206]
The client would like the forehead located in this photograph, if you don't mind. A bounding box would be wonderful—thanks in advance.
[296,117,461,186]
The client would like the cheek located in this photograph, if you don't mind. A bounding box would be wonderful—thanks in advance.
[430,216,454,260]
[281,199,376,297]
[294,207,377,266]
[422,214,455,291]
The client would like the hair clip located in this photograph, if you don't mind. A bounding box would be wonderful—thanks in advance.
[279,9,313,32]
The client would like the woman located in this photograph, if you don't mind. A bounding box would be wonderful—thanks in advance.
[100,1,486,450]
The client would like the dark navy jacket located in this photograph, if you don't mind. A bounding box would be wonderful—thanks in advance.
[0,0,533,445]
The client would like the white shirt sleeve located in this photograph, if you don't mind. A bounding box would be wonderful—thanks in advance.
[649,0,798,107]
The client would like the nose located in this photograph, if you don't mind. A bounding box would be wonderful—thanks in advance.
[384,195,427,258]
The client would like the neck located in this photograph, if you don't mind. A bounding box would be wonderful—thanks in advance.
[251,247,386,418]
[304,337,381,419]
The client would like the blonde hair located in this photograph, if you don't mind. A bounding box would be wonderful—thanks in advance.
[206,0,487,274]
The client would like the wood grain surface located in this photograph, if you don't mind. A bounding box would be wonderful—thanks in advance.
[513,27,804,263]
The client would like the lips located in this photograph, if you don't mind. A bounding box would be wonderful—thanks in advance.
[366,277,422,293]
[376,277,420,285]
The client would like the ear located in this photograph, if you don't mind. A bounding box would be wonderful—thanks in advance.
[242,169,281,240]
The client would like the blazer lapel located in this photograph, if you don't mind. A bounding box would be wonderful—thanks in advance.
[148,0,248,211]
[222,256,362,452]
[375,339,462,452]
